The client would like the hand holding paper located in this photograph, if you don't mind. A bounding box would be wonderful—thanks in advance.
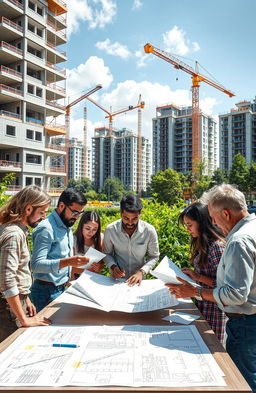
[78,247,106,269]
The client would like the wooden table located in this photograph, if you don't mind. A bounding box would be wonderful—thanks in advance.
[0,299,252,393]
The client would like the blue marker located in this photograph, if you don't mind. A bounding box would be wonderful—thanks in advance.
[52,344,79,348]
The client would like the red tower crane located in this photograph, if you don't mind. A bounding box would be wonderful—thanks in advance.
[144,43,235,173]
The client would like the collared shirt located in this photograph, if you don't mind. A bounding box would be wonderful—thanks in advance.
[0,222,31,298]
[213,213,256,314]
[103,219,160,278]
[31,209,73,286]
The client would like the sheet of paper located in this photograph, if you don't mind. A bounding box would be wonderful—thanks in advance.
[78,247,106,269]
[62,271,179,312]
[162,312,201,324]
[150,256,200,287]
[0,325,225,387]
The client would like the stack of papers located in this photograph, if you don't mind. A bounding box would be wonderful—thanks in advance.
[150,256,200,287]
[58,270,179,313]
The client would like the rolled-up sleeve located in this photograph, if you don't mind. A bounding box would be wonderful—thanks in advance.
[213,239,254,307]
[31,225,60,274]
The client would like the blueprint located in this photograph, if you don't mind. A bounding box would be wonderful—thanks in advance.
[60,270,179,312]
[0,325,226,387]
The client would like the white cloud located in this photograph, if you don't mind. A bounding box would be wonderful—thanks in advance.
[135,50,149,67]
[132,0,143,10]
[95,39,131,59]
[66,56,113,100]
[163,26,200,56]
[66,0,117,37]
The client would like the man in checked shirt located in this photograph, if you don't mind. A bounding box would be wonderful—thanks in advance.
[0,185,52,342]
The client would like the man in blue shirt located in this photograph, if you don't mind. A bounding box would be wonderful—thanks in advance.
[30,188,89,312]
[167,184,256,393]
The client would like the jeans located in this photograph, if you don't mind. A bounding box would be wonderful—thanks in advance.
[0,295,29,343]
[30,280,66,313]
[226,313,256,393]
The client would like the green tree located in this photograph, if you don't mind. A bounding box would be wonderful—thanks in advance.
[247,161,256,194]
[0,173,15,208]
[103,177,125,201]
[192,175,211,199]
[85,190,98,200]
[228,153,249,191]
[209,168,228,188]
[67,177,93,193]
[150,169,183,206]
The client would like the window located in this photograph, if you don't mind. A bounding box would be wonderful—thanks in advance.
[26,129,34,139]
[25,177,33,186]
[6,125,16,136]
[27,84,34,94]
[28,1,35,11]
[26,154,42,164]
[37,6,43,16]
[35,131,42,141]
[35,177,41,186]
[36,87,42,97]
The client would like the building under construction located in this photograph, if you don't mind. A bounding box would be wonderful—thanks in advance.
[152,104,217,175]
[0,0,67,194]
[92,127,151,192]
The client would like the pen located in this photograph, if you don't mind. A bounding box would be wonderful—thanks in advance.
[52,344,79,348]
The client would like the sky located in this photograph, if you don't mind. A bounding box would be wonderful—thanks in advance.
[61,0,256,146]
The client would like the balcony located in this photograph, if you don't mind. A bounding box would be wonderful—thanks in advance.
[0,0,23,18]
[0,159,22,171]
[46,20,67,46]
[46,99,65,116]
[44,123,66,136]
[0,41,23,64]
[46,41,67,63]
[0,109,21,120]
[0,16,23,41]
[0,65,22,84]
[45,143,66,155]
[45,165,66,176]
[47,0,67,16]
[0,83,22,103]
[45,61,66,83]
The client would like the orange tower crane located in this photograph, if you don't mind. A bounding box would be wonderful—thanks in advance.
[64,84,102,184]
[85,96,145,136]
[144,43,235,173]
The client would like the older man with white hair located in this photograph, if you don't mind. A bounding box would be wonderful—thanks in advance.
[166,184,256,393]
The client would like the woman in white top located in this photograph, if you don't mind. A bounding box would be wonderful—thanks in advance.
[72,211,104,279]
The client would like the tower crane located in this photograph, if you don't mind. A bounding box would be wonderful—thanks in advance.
[63,84,102,184]
[144,43,235,173]
[85,96,145,136]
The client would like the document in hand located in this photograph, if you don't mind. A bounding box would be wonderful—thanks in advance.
[78,247,106,269]
[150,256,200,287]
[61,270,179,312]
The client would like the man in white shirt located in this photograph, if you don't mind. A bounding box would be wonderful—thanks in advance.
[103,194,159,286]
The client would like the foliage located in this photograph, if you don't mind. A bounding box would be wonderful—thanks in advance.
[84,190,98,200]
[150,169,183,206]
[228,153,249,191]
[67,177,93,193]
[0,173,15,208]
[209,168,228,188]
[103,177,125,201]
[192,175,211,199]
[247,161,256,195]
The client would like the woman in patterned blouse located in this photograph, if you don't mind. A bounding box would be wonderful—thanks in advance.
[179,201,227,344]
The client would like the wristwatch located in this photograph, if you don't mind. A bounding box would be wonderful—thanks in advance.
[139,269,146,277]
[195,287,203,301]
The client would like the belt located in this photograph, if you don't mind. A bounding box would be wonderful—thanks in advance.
[35,279,67,289]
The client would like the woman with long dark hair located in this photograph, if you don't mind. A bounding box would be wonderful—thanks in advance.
[178,201,227,344]
[72,211,104,278]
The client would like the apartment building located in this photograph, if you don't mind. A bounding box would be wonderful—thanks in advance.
[68,137,92,181]
[92,127,151,192]
[219,98,256,171]
[152,104,217,175]
[0,0,67,193]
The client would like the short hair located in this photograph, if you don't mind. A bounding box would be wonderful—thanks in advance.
[57,188,87,207]
[201,183,247,212]
[0,185,51,224]
[120,194,143,213]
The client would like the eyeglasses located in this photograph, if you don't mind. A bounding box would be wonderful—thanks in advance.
[66,205,84,217]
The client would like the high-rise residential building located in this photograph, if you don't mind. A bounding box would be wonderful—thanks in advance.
[92,127,151,192]
[219,98,256,171]
[152,104,217,175]
[0,0,67,193]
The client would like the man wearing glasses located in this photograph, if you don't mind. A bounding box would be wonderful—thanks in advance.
[30,188,89,312]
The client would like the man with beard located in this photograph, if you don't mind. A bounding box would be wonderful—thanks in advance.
[104,194,159,286]
[0,185,52,342]
[30,188,89,312]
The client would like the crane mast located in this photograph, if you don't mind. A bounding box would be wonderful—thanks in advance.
[144,43,235,173]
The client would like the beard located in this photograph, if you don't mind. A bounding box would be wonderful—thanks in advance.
[59,209,76,227]
[122,222,138,231]
[27,217,43,228]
